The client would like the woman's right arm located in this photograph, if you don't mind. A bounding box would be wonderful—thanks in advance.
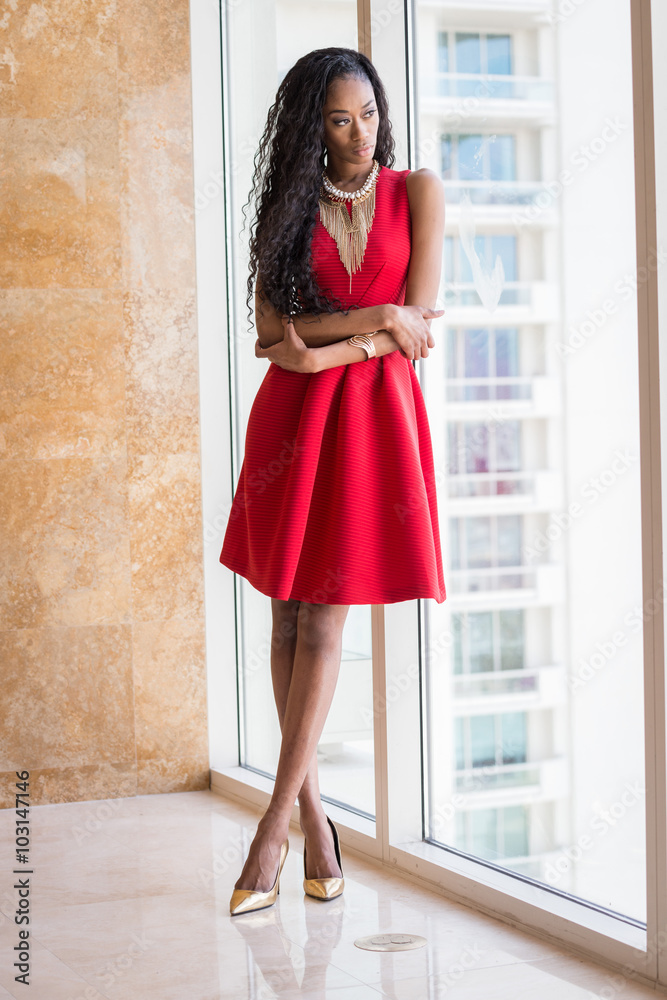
[255,278,390,349]
[255,276,438,357]
[255,314,443,372]
[308,328,403,371]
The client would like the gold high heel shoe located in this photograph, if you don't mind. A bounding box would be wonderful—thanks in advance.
[303,815,344,900]
[229,838,289,916]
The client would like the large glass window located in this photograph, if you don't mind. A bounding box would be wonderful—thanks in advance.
[222,0,374,818]
[417,0,646,923]
[205,0,665,968]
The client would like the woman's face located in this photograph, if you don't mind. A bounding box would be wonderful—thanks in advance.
[322,74,379,170]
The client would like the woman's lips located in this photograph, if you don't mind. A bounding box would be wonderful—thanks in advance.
[353,146,372,156]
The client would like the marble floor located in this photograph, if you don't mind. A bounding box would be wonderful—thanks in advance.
[0,789,662,1000]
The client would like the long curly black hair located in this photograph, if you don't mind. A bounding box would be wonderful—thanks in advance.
[244,47,396,326]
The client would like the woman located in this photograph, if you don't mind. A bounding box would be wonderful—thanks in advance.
[220,47,447,916]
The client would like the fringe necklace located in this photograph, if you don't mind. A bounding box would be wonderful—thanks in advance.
[318,159,381,294]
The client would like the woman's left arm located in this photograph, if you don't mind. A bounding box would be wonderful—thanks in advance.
[255,169,445,373]
[403,167,446,315]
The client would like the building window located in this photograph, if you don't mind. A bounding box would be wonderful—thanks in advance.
[455,805,530,861]
[455,711,527,769]
[441,133,516,183]
[450,514,525,591]
[437,31,513,97]
[447,420,522,497]
[448,233,512,282]
[455,33,512,76]
[445,235,519,305]
[446,327,523,402]
[453,610,525,675]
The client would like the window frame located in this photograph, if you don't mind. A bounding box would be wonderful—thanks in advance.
[190,0,667,985]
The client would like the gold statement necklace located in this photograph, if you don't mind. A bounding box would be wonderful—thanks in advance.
[319,159,381,293]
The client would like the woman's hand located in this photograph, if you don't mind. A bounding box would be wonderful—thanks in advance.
[383,303,445,361]
[255,314,315,373]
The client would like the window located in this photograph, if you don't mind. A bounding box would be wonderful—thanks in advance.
[456,806,530,860]
[445,235,522,306]
[436,31,513,97]
[447,420,522,497]
[218,0,374,820]
[456,711,528,768]
[447,327,523,401]
[450,514,525,592]
[454,33,513,77]
[452,608,527,676]
[194,0,667,975]
[418,0,647,930]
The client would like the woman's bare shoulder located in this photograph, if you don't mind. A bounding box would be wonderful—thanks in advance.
[405,167,445,216]
[405,167,444,201]
[404,168,445,233]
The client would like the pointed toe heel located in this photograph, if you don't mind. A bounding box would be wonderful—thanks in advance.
[229,838,289,916]
[303,815,345,901]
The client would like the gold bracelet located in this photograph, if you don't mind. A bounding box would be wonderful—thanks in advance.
[358,335,376,358]
[362,334,377,358]
[348,334,376,360]
[348,335,369,358]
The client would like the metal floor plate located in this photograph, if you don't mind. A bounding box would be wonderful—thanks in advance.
[354,933,428,952]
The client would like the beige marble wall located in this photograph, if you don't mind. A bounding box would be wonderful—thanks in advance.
[0,0,209,805]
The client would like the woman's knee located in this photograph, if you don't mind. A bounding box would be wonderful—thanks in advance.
[297,602,349,648]
[271,597,300,642]
[271,597,300,619]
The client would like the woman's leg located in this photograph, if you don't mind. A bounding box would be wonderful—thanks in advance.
[233,599,350,892]
[268,598,343,879]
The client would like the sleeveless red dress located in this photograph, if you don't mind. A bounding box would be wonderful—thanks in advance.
[219,165,447,605]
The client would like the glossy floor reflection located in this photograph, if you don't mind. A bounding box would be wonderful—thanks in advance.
[0,790,659,999]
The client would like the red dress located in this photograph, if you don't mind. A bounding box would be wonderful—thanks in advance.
[219,165,447,605]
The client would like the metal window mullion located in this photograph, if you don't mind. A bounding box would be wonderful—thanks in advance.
[404,0,418,168]
[631,0,666,982]
[357,0,372,59]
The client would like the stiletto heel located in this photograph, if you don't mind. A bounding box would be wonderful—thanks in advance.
[303,815,344,900]
[229,838,289,916]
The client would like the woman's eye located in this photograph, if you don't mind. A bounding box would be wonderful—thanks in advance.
[333,110,376,126]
